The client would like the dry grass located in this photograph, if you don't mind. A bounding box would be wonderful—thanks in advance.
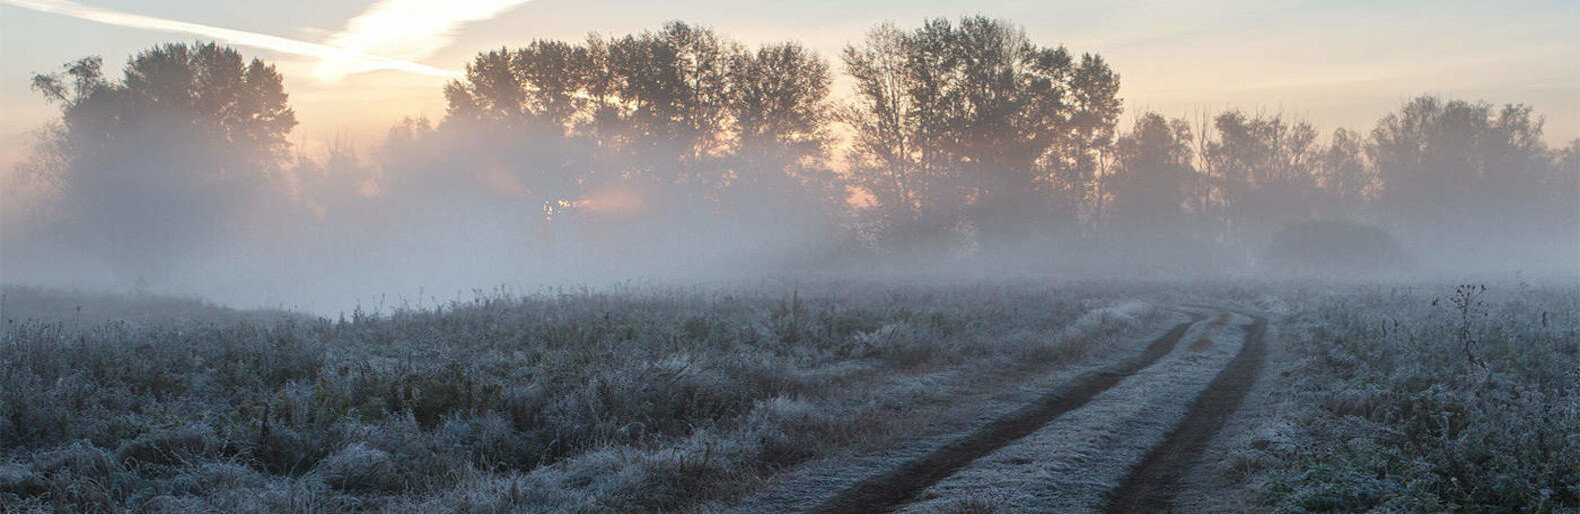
[0,282,1131,511]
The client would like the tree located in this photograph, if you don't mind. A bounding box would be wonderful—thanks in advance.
[842,23,931,247]
[597,22,737,201]
[1063,54,1124,231]
[1105,113,1194,235]
[843,17,1120,250]
[721,42,841,219]
[407,22,843,239]
[1199,111,1318,239]
[1314,127,1372,217]
[1368,96,1572,256]
[29,42,297,279]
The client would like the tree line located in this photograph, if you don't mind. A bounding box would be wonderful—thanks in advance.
[17,17,1579,277]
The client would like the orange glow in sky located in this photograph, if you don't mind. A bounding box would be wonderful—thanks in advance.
[1,0,1575,169]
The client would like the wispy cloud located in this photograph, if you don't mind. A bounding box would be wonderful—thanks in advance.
[2,0,465,80]
[315,0,533,81]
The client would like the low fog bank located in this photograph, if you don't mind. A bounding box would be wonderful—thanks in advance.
[4,214,1574,317]
[3,23,1577,315]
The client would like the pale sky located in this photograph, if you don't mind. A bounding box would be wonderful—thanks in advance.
[1,0,1576,167]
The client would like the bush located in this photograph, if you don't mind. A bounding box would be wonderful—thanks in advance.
[1262,220,1412,274]
[0,462,45,496]
[314,442,403,492]
[116,425,219,467]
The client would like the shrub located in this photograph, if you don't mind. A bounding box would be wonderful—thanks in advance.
[0,462,45,496]
[313,442,403,492]
[1262,220,1412,274]
[116,425,219,467]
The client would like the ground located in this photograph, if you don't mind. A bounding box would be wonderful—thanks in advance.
[0,280,1574,512]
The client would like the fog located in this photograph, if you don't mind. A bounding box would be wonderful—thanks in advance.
[3,20,1577,315]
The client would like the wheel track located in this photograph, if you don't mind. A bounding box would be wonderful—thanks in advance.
[1104,310,1268,513]
[812,311,1208,514]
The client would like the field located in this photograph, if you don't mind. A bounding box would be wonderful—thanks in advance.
[0,280,1575,513]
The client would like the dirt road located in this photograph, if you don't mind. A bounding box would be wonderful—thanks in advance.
[744,306,1268,513]
[1104,311,1267,513]
[812,310,1218,513]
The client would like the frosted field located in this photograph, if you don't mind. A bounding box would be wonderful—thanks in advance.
[0,280,1574,512]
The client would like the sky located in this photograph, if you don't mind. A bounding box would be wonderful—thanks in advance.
[1,0,1577,167]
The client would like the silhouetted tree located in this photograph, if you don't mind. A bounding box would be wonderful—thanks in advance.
[1368,96,1573,256]
[30,42,297,279]
[1062,54,1124,231]
[1314,127,1372,218]
[721,42,842,220]
[843,17,1120,250]
[842,23,934,248]
[1200,111,1318,239]
[1105,113,1194,235]
[403,22,843,255]
[290,135,381,222]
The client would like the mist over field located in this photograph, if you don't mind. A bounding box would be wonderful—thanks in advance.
[1,17,1574,314]
[0,6,1577,512]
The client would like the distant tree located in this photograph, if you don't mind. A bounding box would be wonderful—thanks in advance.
[1262,219,1412,274]
[721,42,842,219]
[1062,54,1124,231]
[1368,96,1572,254]
[1555,139,1580,249]
[842,23,934,247]
[29,42,297,279]
[595,22,737,203]
[1314,127,1372,218]
[1104,113,1194,235]
[436,43,591,209]
[1200,111,1318,239]
[410,22,843,242]
[289,136,381,222]
[843,17,1120,250]
[444,48,528,127]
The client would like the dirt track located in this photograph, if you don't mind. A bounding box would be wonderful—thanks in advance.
[1104,310,1268,513]
[812,312,1207,514]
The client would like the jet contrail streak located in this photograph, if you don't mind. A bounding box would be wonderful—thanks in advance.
[2,0,463,80]
[315,0,533,81]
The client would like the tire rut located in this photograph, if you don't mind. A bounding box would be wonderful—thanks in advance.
[1104,311,1268,513]
[813,312,1208,514]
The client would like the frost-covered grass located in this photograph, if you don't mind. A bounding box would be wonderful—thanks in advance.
[0,283,1141,512]
[10,280,1565,512]
[1255,283,1579,512]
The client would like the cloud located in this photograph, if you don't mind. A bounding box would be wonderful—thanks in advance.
[314,0,533,81]
[2,0,464,79]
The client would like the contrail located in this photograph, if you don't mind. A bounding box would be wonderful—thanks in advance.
[2,0,464,80]
[314,0,533,81]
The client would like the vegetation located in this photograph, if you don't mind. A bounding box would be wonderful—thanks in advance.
[26,43,297,278]
[1262,220,1412,274]
[0,283,1158,511]
[1251,284,1578,512]
[6,282,1572,512]
[3,15,1574,512]
[841,18,1121,247]
[13,18,1576,282]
